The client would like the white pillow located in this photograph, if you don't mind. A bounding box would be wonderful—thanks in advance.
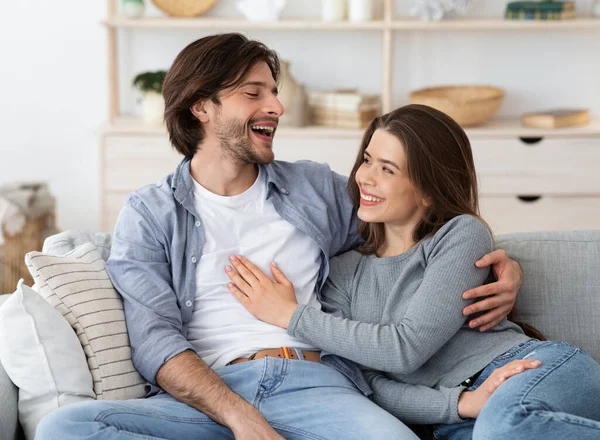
[25,242,147,401]
[0,280,95,440]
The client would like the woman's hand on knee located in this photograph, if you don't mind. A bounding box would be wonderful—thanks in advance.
[457,359,542,419]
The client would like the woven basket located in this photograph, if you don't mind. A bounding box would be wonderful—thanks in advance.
[409,85,505,127]
[151,0,218,17]
[0,212,56,293]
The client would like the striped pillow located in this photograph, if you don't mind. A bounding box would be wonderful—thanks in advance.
[25,242,147,400]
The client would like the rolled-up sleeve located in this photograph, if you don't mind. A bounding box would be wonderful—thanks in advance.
[105,195,194,385]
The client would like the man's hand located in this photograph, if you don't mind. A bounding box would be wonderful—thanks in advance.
[462,249,523,332]
[457,359,541,419]
[231,412,285,440]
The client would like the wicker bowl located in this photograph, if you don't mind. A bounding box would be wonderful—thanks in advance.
[409,85,505,127]
[151,0,218,17]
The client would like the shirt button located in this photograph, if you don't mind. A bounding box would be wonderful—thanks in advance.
[185,300,192,307]
[281,187,289,194]
[195,220,201,227]
[191,256,197,264]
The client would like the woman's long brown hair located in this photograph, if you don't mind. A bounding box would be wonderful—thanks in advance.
[347,104,544,339]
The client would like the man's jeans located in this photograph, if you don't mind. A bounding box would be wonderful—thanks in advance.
[433,339,600,440]
[37,357,418,440]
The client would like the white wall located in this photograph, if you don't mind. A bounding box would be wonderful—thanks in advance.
[0,1,106,232]
[1,0,599,231]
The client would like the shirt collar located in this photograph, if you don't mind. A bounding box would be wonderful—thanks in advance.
[171,157,289,207]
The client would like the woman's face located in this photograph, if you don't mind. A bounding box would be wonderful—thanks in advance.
[355,129,429,227]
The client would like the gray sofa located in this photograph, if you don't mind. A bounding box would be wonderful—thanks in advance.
[1,229,599,440]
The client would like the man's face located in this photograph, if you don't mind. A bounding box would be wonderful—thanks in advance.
[206,62,284,165]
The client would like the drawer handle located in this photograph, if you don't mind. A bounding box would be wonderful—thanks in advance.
[519,137,543,145]
[517,195,542,203]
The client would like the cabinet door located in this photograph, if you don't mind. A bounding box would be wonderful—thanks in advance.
[102,135,182,192]
[272,137,359,176]
[472,137,600,195]
[101,193,129,232]
[480,196,600,235]
[100,135,360,231]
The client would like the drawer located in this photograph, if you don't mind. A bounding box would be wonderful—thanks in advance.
[101,193,129,232]
[472,137,600,195]
[480,195,600,235]
[102,135,360,193]
[102,136,183,191]
[274,138,359,176]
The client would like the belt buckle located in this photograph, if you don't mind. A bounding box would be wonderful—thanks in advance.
[280,346,292,359]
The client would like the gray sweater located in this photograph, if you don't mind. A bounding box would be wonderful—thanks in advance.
[287,215,531,425]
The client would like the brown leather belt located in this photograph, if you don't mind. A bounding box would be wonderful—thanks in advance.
[229,347,321,365]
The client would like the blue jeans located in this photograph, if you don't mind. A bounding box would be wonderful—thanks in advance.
[433,339,600,440]
[37,357,418,440]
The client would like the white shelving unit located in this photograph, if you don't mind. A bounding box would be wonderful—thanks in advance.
[102,0,600,136]
[100,1,600,234]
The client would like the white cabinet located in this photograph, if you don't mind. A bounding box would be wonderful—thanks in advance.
[481,196,600,234]
[473,136,600,234]
[101,133,600,234]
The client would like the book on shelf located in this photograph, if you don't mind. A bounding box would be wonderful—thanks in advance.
[312,107,379,129]
[505,9,575,19]
[309,89,380,112]
[309,89,380,129]
[521,108,590,129]
[506,1,575,12]
[505,1,576,20]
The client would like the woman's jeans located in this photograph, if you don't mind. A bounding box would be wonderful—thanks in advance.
[433,339,600,440]
[36,357,418,440]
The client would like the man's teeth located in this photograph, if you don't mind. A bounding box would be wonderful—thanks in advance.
[361,194,383,202]
[251,125,275,133]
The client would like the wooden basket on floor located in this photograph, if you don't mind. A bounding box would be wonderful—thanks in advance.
[151,0,218,17]
[409,85,505,127]
[0,212,55,293]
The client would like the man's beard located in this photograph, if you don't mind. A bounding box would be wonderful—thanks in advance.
[213,113,272,165]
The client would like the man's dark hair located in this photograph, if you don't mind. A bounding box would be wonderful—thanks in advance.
[163,33,280,159]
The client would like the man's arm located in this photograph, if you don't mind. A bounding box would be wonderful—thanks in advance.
[157,351,280,439]
[462,249,523,331]
[106,196,282,439]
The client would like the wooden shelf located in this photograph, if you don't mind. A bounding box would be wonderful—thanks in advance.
[104,116,600,139]
[103,16,600,31]
[466,117,600,138]
[102,16,385,30]
[391,17,600,31]
[104,117,365,139]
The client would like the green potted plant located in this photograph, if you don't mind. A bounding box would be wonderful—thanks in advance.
[132,70,167,125]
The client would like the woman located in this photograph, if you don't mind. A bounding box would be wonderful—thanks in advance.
[224,104,600,439]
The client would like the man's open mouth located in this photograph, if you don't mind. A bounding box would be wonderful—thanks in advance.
[250,125,275,139]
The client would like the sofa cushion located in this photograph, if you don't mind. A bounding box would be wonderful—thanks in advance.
[0,283,94,440]
[0,294,23,440]
[43,230,112,262]
[25,242,147,401]
[496,230,600,362]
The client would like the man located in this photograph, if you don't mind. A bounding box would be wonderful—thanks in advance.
[37,34,521,439]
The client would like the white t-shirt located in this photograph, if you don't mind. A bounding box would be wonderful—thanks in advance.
[188,167,322,368]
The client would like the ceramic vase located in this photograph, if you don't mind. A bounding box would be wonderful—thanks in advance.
[122,0,145,18]
[141,91,164,125]
[278,61,308,127]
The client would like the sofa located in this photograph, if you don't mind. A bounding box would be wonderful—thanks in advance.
[1,229,599,440]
